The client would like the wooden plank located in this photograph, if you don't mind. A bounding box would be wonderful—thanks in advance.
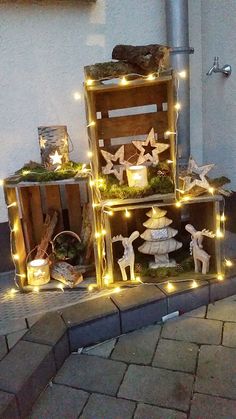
[19,188,35,253]
[95,83,167,112]
[65,184,82,235]
[29,186,44,245]
[167,78,177,189]
[44,185,63,233]
[97,111,168,139]
[4,187,27,288]
[84,86,100,178]
[101,110,111,147]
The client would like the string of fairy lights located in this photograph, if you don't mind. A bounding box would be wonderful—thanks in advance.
[85,70,232,290]
[0,69,233,296]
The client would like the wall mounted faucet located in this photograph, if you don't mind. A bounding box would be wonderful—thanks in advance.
[206,56,232,77]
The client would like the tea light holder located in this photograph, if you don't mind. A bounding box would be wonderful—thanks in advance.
[27,258,50,286]
[126,165,148,188]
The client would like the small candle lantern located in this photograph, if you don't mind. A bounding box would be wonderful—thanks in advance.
[27,258,50,286]
[126,165,148,188]
[38,126,69,169]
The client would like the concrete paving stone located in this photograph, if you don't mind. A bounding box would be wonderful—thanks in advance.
[23,312,69,369]
[134,403,187,419]
[30,383,89,419]
[0,340,56,417]
[209,277,236,302]
[0,335,8,360]
[61,296,119,326]
[182,305,206,318]
[153,339,198,373]
[0,318,27,335]
[195,345,236,399]
[80,393,135,419]
[54,354,126,396]
[162,317,222,345]
[118,364,194,412]
[207,295,236,322]
[189,393,236,419]
[167,286,209,315]
[68,314,120,351]
[111,285,167,333]
[223,322,236,347]
[111,324,161,365]
[7,329,27,349]
[83,338,116,358]
[26,313,44,328]
[0,390,19,419]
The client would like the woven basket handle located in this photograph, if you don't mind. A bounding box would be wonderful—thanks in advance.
[26,246,49,264]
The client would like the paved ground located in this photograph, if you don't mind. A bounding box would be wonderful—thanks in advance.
[29,295,236,419]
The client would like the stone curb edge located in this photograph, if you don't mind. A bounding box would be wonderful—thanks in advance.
[0,277,236,418]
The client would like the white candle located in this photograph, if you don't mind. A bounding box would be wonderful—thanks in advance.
[126,165,148,188]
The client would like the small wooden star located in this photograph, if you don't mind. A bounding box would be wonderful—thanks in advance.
[49,150,63,165]
[101,145,130,184]
[180,157,215,193]
[39,136,47,149]
[132,128,169,165]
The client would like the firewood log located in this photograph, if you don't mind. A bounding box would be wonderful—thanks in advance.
[112,44,170,71]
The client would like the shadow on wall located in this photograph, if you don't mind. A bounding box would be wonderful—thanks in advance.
[0,223,14,273]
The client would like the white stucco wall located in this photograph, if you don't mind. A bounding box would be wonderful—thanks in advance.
[0,0,166,222]
[201,0,236,187]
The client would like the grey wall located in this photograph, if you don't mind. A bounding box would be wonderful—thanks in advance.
[202,0,236,189]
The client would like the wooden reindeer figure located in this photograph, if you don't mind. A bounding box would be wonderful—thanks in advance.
[112,231,140,281]
[185,224,215,274]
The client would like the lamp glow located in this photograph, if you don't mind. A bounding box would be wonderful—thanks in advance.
[27,258,50,286]
[147,74,155,81]
[120,77,128,85]
[217,274,224,281]
[86,79,94,86]
[175,102,181,111]
[73,92,81,101]
[178,70,187,79]
[225,259,233,267]
[126,165,148,188]
[125,209,131,218]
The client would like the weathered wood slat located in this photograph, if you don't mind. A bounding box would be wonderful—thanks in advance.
[97,111,168,139]
[29,186,44,245]
[44,185,63,232]
[19,188,35,253]
[95,83,167,112]
[65,184,82,235]
[4,187,27,288]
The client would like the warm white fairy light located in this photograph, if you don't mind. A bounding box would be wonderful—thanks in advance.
[13,254,19,261]
[95,232,101,239]
[33,286,40,293]
[10,288,17,295]
[208,187,215,195]
[86,79,94,86]
[87,121,96,128]
[220,214,226,222]
[225,259,233,267]
[87,151,93,158]
[125,209,131,218]
[191,280,198,288]
[135,276,141,282]
[165,131,176,137]
[0,179,4,186]
[216,228,224,238]
[147,74,155,81]
[7,202,17,208]
[178,70,187,79]
[167,282,175,291]
[89,180,95,187]
[88,284,95,292]
[174,102,181,111]
[182,195,191,202]
[175,201,182,208]
[217,273,224,281]
[22,170,30,176]
[103,273,111,285]
[114,286,121,293]
[120,76,128,85]
[167,159,174,164]
[101,229,106,236]
[152,206,157,215]
[73,91,82,101]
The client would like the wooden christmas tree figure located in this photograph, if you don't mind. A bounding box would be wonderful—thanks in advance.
[138,207,182,268]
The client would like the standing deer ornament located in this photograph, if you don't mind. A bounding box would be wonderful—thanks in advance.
[112,231,140,281]
[185,224,215,274]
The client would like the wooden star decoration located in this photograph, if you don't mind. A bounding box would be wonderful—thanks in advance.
[39,136,47,149]
[101,145,130,184]
[180,157,215,193]
[132,128,169,165]
[49,150,63,165]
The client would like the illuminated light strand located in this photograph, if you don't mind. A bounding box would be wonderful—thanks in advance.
[125,209,131,218]
[167,281,175,291]
[104,210,113,216]
[120,76,128,85]
[178,70,187,79]
[175,201,182,208]
[0,179,4,186]
[225,259,233,267]
[146,74,156,81]
[191,280,198,288]
[13,254,19,261]
[208,187,215,195]
[57,283,64,292]
[7,202,17,208]
[114,286,121,293]
[87,121,96,128]
[33,286,39,293]
[86,79,94,86]
[165,131,177,137]
[217,273,224,281]
[73,92,82,101]
[87,151,93,158]
[174,102,181,111]
[216,228,224,238]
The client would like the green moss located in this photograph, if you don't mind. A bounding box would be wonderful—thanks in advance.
[9,161,87,183]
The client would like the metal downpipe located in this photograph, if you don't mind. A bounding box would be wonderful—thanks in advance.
[165,0,192,169]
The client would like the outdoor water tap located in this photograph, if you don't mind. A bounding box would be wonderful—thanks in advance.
[206,56,232,76]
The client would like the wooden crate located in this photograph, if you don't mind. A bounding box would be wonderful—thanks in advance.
[84,73,177,204]
[4,179,89,289]
[102,195,224,286]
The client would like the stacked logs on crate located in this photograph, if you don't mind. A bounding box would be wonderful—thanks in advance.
[84,44,170,81]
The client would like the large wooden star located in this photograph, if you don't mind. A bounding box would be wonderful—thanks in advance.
[101,145,130,184]
[132,128,169,165]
